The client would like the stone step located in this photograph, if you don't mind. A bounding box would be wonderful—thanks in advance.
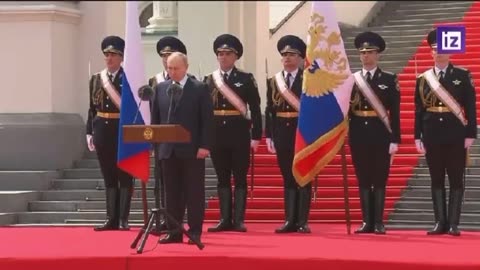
[401,188,480,199]
[386,223,480,231]
[414,167,480,175]
[62,168,217,179]
[39,189,218,201]
[74,158,214,169]
[406,178,480,187]
[395,200,480,212]
[29,200,163,212]
[50,178,219,190]
[0,171,58,191]
[396,5,474,14]
[388,212,480,223]
[395,1,473,8]
[0,213,16,225]
[0,191,40,212]
[386,16,465,26]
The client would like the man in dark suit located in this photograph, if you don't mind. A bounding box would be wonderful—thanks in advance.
[151,52,214,244]
[349,31,401,234]
[415,29,477,236]
[148,36,190,232]
[265,35,312,234]
[86,36,134,231]
[204,34,262,233]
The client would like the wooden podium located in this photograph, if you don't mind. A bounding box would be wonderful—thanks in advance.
[123,124,191,144]
[123,124,204,252]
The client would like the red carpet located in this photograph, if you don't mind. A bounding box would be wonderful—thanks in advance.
[1,224,480,270]
[205,2,480,223]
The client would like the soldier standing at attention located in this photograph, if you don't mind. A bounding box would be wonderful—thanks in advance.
[86,36,134,231]
[349,31,401,235]
[415,29,477,236]
[265,35,312,234]
[205,34,262,233]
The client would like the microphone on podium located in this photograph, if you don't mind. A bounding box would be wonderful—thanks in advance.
[132,85,154,124]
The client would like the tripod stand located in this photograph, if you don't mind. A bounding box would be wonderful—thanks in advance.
[130,142,205,253]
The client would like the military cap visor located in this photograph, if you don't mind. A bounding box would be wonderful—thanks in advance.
[277,35,306,58]
[213,34,243,58]
[156,36,187,56]
[101,36,125,56]
[354,31,386,53]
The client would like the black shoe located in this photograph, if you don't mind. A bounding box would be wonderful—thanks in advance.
[208,187,233,232]
[118,187,133,231]
[296,184,312,234]
[427,188,448,235]
[187,234,202,245]
[448,225,461,236]
[275,188,298,233]
[94,188,119,231]
[232,187,248,232]
[355,186,374,234]
[159,233,183,244]
[374,223,386,235]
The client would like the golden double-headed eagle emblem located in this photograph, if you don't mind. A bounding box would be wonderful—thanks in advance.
[303,13,349,97]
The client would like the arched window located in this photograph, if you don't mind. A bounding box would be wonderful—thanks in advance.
[139,2,153,28]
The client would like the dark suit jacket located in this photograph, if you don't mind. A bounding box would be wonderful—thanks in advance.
[348,67,401,145]
[151,77,214,159]
[414,63,477,144]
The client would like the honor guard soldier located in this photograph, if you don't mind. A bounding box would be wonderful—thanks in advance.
[349,31,401,234]
[415,29,477,236]
[265,35,312,233]
[147,36,189,232]
[86,36,134,231]
[205,34,262,233]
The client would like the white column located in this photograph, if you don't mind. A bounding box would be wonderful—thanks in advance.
[146,1,178,33]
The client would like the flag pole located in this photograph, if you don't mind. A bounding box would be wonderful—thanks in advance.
[340,139,352,234]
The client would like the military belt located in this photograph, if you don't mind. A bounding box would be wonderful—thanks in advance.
[214,110,242,116]
[426,106,451,113]
[352,110,377,117]
[276,112,299,118]
[97,112,120,119]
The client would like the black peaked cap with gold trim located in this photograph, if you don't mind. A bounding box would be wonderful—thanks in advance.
[156,36,187,56]
[213,34,243,59]
[101,35,125,56]
[354,31,386,53]
[277,35,306,58]
[427,29,438,48]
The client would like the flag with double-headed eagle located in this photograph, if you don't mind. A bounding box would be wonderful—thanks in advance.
[292,1,354,187]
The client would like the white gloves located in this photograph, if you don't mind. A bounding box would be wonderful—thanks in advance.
[415,139,425,154]
[465,138,475,149]
[266,138,276,154]
[251,140,260,153]
[389,143,398,155]
[86,134,95,151]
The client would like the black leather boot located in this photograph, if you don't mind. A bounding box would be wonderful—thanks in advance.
[232,187,248,232]
[118,187,133,230]
[296,184,312,233]
[94,187,119,231]
[448,189,463,236]
[208,187,233,232]
[373,187,386,234]
[427,188,448,235]
[275,188,297,233]
[355,187,374,233]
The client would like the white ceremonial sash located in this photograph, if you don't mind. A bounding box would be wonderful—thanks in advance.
[423,68,467,126]
[274,71,300,111]
[212,69,249,119]
[100,69,121,109]
[353,71,392,133]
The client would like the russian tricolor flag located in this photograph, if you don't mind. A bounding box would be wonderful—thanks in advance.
[117,1,151,183]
